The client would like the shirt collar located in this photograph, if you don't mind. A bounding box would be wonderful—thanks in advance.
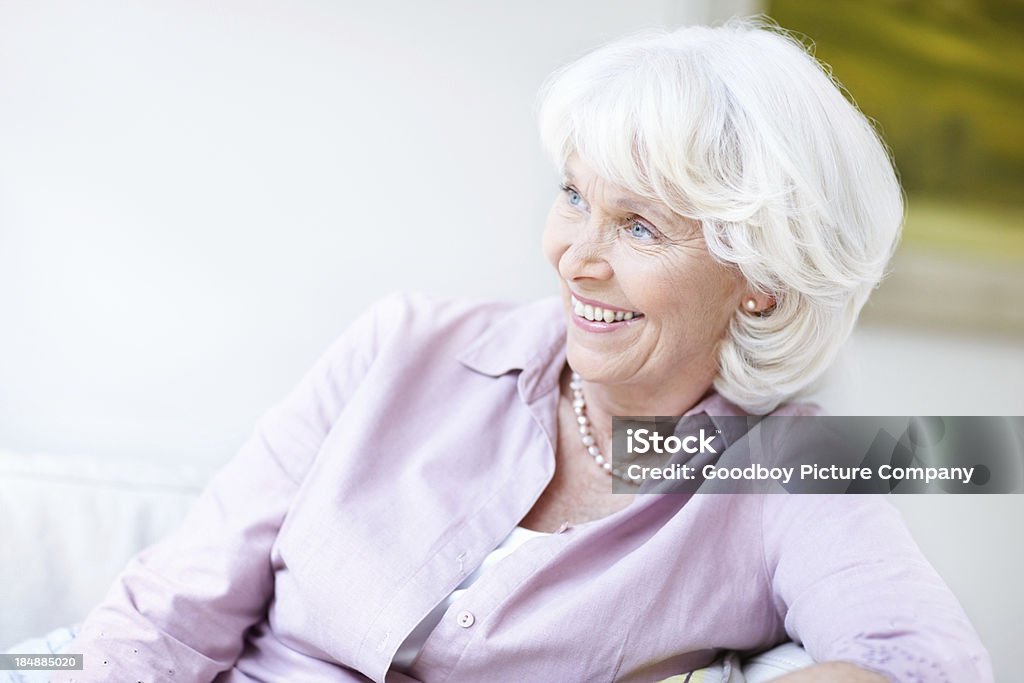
[455,297,567,403]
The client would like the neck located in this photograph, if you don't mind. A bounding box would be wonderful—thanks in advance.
[562,365,716,440]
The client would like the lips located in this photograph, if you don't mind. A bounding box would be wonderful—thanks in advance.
[570,294,643,323]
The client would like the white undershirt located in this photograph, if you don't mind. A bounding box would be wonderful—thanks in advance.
[390,525,550,673]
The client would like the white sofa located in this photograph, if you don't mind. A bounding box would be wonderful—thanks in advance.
[0,449,210,649]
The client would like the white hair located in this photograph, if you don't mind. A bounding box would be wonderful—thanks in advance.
[536,17,903,414]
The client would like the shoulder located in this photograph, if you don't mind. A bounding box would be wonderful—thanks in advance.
[355,290,530,344]
[373,290,521,325]
[332,291,561,370]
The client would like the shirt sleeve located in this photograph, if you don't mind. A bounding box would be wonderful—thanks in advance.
[52,295,404,683]
[760,494,993,683]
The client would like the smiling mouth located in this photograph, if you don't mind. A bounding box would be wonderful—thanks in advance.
[570,294,643,323]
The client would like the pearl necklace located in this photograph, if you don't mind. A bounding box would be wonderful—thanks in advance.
[570,372,633,483]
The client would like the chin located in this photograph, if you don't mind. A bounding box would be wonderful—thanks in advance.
[564,345,634,387]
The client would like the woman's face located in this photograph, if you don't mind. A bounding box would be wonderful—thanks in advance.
[542,155,749,394]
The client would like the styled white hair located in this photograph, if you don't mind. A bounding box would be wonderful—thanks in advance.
[536,17,903,414]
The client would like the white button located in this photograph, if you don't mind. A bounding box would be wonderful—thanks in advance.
[456,610,475,628]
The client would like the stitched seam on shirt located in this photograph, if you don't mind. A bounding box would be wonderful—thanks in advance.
[425,466,661,681]
[403,486,528,683]
[354,432,544,675]
[433,542,562,683]
[757,493,778,626]
[360,320,561,676]
[416,411,562,683]
[608,629,631,683]
[469,503,644,683]
[434,519,602,683]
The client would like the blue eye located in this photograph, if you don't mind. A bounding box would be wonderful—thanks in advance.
[628,219,655,240]
[561,184,583,207]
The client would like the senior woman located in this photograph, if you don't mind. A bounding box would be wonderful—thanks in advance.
[51,19,990,683]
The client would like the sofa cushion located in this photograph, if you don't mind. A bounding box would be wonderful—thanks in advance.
[0,450,206,649]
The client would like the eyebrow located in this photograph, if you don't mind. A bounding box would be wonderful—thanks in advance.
[613,197,673,223]
[561,166,677,226]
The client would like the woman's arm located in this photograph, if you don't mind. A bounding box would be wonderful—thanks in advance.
[761,494,993,683]
[51,297,397,683]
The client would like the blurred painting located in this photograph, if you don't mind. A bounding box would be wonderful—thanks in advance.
[768,0,1024,336]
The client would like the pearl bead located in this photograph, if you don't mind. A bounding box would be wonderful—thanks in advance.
[569,371,635,485]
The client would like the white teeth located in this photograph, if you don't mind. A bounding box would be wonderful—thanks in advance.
[570,294,639,322]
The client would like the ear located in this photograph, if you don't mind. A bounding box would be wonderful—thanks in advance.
[740,291,775,314]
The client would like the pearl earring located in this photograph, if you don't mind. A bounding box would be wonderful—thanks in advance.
[744,298,758,313]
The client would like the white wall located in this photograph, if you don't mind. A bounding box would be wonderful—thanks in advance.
[810,325,1024,416]
[0,2,1019,679]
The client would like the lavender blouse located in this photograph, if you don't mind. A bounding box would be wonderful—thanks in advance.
[56,293,992,682]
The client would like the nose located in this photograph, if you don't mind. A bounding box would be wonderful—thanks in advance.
[558,220,615,282]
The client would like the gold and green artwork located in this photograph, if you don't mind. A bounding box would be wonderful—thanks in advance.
[769,0,1024,333]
